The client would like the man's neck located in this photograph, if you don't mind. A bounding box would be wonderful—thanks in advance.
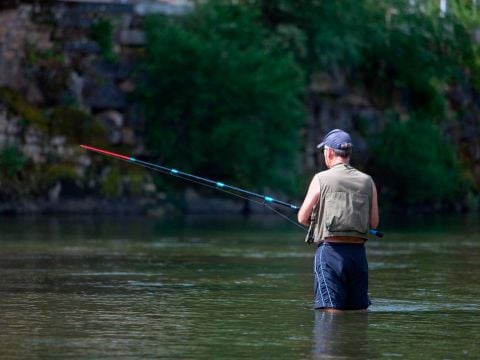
[328,159,349,168]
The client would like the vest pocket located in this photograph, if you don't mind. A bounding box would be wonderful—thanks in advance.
[324,191,369,234]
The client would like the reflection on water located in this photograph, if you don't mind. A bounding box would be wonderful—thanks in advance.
[313,311,368,359]
[0,215,479,359]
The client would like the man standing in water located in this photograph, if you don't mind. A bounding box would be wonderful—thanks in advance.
[298,129,379,311]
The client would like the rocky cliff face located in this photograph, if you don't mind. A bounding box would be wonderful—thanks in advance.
[303,72,382,172]
[0,3,157,213]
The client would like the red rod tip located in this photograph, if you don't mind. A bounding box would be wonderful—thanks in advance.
[80,144,131,161]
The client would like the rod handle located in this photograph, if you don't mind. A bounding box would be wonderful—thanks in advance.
[369,229,384,238]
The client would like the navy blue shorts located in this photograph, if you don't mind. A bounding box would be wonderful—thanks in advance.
[314,242,371,310]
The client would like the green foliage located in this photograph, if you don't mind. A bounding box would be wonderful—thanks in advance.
[0,147,26,177]
[259,0,475,95]
[101,168,122,198]
[137,1,305,192]
[465,191,480,212]
[371,116,466,206]
[25,44,64,68]
[259,0,374,73]
[2,0,478,210]
[127,169,149,195]
[363,2,474,115]
[89,19,117,62]
[257,0,479,208]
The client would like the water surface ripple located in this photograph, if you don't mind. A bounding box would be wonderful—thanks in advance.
[0,215,479,359]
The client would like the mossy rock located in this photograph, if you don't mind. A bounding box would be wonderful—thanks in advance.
[40,163,80,188]
[49,105,108,146]
[0,87,47,130]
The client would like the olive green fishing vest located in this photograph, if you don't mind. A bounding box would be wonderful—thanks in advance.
[311,163,373,243]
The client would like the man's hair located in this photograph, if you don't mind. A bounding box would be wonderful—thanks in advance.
[333,148,352,158]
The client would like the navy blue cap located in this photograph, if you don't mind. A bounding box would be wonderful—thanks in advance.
[317,129,353,150]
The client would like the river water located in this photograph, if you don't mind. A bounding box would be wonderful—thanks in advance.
[0,214,479,359]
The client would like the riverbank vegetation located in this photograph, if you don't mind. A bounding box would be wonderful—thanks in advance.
[137,4,304,195]
[138,0,479,211]
[0,0,479,213]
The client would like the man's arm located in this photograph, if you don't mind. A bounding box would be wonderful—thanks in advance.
[370,181,379,229]
[298,175,320,226]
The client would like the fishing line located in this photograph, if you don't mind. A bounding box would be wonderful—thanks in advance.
[81,144,383,237]
[98,151,302,226]
[152,164,303,225]
[123,156,306,229]
[265,203,308,231]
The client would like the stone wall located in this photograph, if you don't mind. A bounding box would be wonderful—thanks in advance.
[0,6,52,94]
[0,3,156,213]
[303,72,382,172]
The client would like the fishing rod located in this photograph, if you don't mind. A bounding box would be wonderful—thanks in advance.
[80,144,383,238]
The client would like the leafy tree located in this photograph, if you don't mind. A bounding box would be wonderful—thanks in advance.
[256,0,478,207]
[135,0,479,207]
[361,1,475,116]
[257,0,374,75]
[370,116,465,207]
[0,147,26,177]
[90,19,117,62]
[137,1,305,193]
